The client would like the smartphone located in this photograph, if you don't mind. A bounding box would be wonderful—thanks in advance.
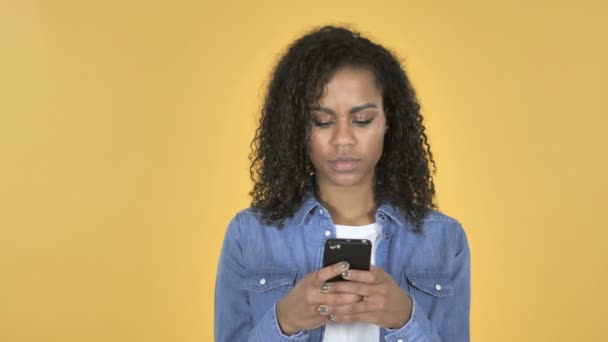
[322,238,372,282]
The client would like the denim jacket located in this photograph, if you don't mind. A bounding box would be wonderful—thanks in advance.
[214,192,471,341]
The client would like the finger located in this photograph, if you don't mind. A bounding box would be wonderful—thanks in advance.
[314,261,350,286]
[315,294,365,317]
[331,300,377,316]
[369,265,388,278]
[340,269,380,284]
[319,281,361,294]
[329,281,374,297]
[369,265,385,273]
[320,293,362,306]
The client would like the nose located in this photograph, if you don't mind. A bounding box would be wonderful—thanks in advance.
[330,119,356,147]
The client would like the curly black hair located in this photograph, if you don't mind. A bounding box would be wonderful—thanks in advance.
[248,25,438,234]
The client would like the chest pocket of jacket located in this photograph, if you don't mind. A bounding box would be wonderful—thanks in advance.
[241,267,297,321]
[404,271,453,316]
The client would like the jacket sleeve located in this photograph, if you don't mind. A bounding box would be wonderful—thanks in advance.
[214,213,310,342]
[383,223,471,342]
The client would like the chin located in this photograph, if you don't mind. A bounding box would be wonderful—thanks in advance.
[326,173,366,188]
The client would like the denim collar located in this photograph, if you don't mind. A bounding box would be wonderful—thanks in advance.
[295,191,404,227]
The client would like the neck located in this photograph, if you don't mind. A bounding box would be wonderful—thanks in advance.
[314,181,378,226]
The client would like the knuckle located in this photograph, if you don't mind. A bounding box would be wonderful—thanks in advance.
[378,300,386,311]
[380,297,391,310]
[340,295,352,305]
[304,290,316,304]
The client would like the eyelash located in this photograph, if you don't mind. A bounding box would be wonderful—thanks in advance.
[313,119,374,127]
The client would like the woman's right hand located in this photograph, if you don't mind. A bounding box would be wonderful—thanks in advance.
[275,261,363,335]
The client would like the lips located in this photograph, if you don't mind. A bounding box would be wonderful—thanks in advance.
[329,157,360,172]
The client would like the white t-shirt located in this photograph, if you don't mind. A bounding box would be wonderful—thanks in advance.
[322,222,382,342]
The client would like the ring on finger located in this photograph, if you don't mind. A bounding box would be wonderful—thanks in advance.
[329,314,336,321]
[320,283,330,293]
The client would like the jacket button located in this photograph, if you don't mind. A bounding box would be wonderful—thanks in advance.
[435,284,442,291]
[324,230,331,237]
[259,278,266,285]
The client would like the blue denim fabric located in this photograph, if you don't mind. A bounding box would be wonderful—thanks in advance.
[214,192,471,341]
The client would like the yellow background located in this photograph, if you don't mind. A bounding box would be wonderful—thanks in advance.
[1,1,606,341]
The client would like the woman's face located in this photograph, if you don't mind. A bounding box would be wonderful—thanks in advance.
[308,67,388,190]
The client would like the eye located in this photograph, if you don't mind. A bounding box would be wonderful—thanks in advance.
[313,120,333,127]
[354,119,374,126]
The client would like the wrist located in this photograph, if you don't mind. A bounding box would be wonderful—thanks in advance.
[388,293,413,329]
[276,299,300,336]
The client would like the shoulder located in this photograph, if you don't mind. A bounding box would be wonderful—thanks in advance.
[225,207,264,229]
[421,208,470,251]
[233,207,265,220]
[422,208,464,230]
[423,208,459,223]
[228,202,310,229]
[224,207,286,235]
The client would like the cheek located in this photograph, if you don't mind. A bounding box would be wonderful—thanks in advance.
[308,133,326,160]
[367,131,386,160]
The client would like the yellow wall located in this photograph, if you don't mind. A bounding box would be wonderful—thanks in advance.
[1,1,606,341]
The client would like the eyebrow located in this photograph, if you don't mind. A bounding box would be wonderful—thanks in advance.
[313,103,378,115]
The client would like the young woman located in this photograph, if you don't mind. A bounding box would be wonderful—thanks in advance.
[214,25,471,342]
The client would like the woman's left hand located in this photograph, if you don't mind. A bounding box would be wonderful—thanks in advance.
[324,265,413,329]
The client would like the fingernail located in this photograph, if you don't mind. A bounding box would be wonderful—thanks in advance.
[339,261,349,269]
[318,305,329,314]
[341,271,350,279]
[320,283,330,293]
[329,314,336,321]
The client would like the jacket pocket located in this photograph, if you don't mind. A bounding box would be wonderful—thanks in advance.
[405,271,454,297]
[241,267,298,321]
[404,270,454,323]
[241,267,298,292]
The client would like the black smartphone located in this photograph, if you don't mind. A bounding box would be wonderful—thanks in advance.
[322,238,372,282]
